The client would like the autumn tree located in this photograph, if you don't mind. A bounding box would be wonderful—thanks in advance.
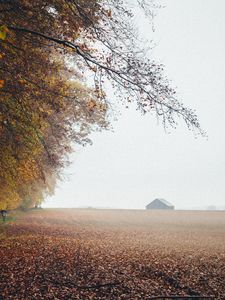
[0,0,108,209]
[0,0,203,209]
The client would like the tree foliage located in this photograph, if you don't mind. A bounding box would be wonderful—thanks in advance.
[0,0,203,209]
[0,0,108,209]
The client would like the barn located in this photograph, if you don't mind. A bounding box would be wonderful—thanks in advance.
[146,198,175,210]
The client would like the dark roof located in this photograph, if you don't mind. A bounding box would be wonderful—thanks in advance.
[147,198,174,207]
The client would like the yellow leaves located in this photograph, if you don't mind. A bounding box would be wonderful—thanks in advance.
[39,107,51,115]
[0,31,6,40]
[0,80,4,88]
[0,202,7,210]
[17,159,39,183]
[0,25,9,40]
[0,187,21,210]
[39,107,45,113]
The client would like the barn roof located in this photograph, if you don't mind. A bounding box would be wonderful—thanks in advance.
[148,198,174,207]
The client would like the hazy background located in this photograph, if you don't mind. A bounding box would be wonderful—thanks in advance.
[44,0,225,210]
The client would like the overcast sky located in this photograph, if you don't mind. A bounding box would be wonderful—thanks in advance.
[44,0,225,210]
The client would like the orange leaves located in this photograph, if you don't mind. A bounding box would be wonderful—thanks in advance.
[0,79,4,88]
[18,79,26,85]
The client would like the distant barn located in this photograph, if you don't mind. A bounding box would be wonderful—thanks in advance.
[146,198,174,210]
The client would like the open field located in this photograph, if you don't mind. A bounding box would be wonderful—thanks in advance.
[0,209,225,299]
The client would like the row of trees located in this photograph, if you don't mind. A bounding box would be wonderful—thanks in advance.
[0,0,202,210]
[0,0,109,209]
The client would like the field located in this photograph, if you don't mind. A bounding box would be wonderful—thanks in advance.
[0,209,225,300]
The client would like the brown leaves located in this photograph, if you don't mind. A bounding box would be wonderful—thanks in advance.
[0,209,224,299]
[107,10,112,18]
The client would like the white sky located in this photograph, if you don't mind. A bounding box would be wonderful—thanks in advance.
[44,0,225,210]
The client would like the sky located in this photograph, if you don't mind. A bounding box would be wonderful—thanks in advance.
[44,0,225,210]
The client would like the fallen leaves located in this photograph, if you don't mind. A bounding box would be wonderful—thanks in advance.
[0,209,224,299]
[0,79,4,88]
[0,25,9,40]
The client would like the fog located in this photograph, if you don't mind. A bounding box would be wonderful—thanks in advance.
[44,0,225,210]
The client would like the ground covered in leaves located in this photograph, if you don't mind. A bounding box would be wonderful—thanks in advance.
[0,209,225,299]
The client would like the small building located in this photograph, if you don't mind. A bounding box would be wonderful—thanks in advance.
[146,198,174,210]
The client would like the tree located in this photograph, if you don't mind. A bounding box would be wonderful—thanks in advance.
[0,0,108,209]
[0,0,203,209]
